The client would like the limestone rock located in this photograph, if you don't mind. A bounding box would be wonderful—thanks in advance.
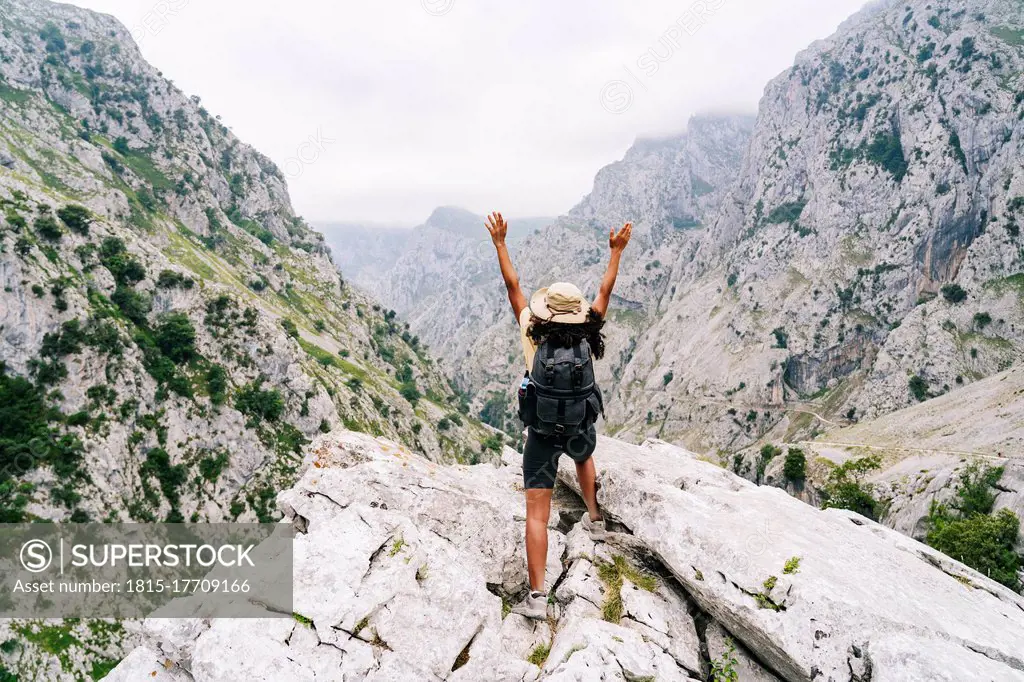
[108,430,1024,681]
[557,436,1024,681]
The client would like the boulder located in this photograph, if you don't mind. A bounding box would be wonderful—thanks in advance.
[558,437,1024,681]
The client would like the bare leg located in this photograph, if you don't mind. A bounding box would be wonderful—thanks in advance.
[575,457,601,521]
[525,488,554,592]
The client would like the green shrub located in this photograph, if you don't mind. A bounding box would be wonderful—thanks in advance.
[111,286,151,325]
[34,215,63,241]
[479,392,508,430]
[772,327,788,349]
[783,448,806,482]
[663,371,674,385]
[709,638,739,682]
[909,375,930,402]
[56,205,92,234]
[207,365,228,405]
[927,507,1020,590]
[952,462,1003,517]
[281,318,299,338]
[198,451,229,483]
[153,313,197,364]
[765,201,807,224]
[65,411,90,427]
[99,237,146,285]
[973,312,992,329]
[756,444,781,483]
[5,211,27,230]
[141,447,187,511]
[235,381,284,422]
[156,270,194,289]
[821,455,883,520]
[395,363,414,384]
[864,132,908,182]
[399,381,421,405]
[941,283,967,303]
[481,434,503,453]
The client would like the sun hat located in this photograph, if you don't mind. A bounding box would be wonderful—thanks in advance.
[529,282,591,324]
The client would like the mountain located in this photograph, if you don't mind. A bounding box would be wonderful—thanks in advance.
[104,430,1024,681]
[319,207,551,302]
[612,0,1024,453]
[326,115,756,437]
[0,0,498,533]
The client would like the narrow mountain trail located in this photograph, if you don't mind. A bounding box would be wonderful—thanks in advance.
[798,440,1014,463]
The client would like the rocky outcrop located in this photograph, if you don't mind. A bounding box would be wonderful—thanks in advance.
[107,431,1024,681]
[612,0,1024,452]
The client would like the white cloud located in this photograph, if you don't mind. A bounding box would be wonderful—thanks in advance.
[73,0,868,224]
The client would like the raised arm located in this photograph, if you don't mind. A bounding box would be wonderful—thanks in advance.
[486,211,528,322]
[590,222,632,319]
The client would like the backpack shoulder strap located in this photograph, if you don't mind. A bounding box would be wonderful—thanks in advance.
[571,341,584,389]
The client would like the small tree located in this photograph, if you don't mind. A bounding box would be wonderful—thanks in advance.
[57,205,92,234]
[34,215,63,241]
[399,381,421,405]
[235,381,284,422]
[784,448,807,482]
[756,444,782,483]
[154,313,197,364]
[927,507,1020,591]
[940,283,967,303]
[821,455,883,520]
[952,462,1003,518]
[909,375,930,402]
[281,318,299,338]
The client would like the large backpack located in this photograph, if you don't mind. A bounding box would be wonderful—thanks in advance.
[518,338,604,436]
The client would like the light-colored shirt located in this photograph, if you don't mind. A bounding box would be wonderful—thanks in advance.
[519,307,537,372]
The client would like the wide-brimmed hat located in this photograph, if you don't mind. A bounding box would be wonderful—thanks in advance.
[529,282,591,324]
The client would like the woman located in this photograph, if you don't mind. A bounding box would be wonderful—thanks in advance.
[485,211,632,620]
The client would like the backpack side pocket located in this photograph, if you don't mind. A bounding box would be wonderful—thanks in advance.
[517,373,537,427]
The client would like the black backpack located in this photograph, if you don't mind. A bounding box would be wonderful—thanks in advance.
[518,338,604,436]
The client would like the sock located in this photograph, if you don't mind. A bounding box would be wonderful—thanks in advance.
[530,590,545,599]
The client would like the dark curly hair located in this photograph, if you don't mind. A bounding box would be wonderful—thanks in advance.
[528,309,606,360]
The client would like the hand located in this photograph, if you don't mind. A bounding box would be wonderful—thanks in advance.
[609,222,632,253]
[486,211,509,246]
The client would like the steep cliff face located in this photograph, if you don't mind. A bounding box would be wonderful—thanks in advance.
[0,0,496,529]
[327,116,755,435]
[612,0,1024,451]
[103,430,1024,681]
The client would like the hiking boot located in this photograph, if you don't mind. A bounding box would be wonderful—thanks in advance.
[510,590,547,620]
[581,511,607,541]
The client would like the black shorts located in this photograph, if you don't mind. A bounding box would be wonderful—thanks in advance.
[522,424,597,489]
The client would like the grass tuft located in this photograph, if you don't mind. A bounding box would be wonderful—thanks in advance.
[597,554,658,623]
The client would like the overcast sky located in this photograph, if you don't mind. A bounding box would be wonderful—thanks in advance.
[73,0,867,225]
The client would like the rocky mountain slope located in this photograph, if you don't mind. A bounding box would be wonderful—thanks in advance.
[759,364,1024,550]
[0,0,496,529]
[328,116,756,435]
[612,0,1024,453]
[101,430,1024,681]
